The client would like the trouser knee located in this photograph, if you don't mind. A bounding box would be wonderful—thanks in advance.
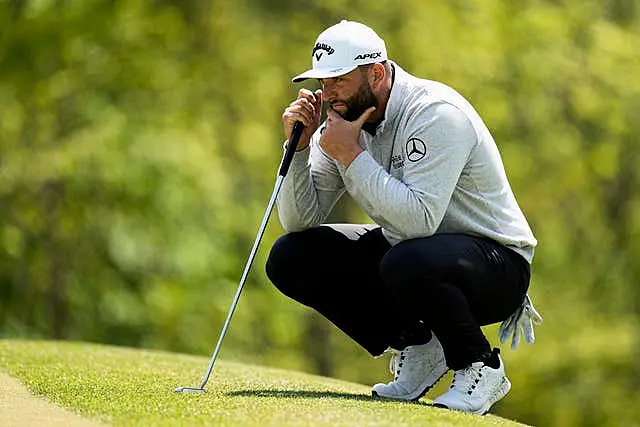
[266,233,300,295]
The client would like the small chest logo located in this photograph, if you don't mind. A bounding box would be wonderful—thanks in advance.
[313,43,335,61]
[406,138,427,162]
[391,154,404,170]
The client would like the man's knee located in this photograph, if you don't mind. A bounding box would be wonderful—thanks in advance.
[266,232,305,290]
[267,227,333,299]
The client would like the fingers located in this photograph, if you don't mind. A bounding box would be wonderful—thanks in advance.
[282,89,323,145]
[311,90,323,122]
[499,296,542,350]
[525,295,543,324]
[524,304,543,325]
[284,101,314,127]
[511,323,522,350]
[531,308,543,325]
[325,105,376,128]
[355,106,377,126]
[298,88,317,104]
[498,321,510,345]
[501,313,515,332]
[283,89,322,128]
[522,320,536,345]
[298,89,323,116]
[500,317,516,345]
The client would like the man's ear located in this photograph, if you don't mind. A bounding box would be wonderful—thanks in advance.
[369,63,386,88]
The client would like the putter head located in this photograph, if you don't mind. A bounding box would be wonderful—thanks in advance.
[174,386,206,393]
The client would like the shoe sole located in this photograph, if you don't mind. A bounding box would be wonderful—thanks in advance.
[371,366,449,402]
[433,377,512,415]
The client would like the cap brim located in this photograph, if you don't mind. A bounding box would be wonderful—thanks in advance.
[291,65,358,83]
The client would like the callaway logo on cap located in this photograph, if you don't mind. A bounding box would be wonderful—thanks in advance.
[292,20,388,83]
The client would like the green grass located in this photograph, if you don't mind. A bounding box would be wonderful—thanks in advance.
[0,339,528,426]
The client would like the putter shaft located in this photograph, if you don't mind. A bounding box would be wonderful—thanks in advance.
[175,122,304,394]
[175,175,285,393]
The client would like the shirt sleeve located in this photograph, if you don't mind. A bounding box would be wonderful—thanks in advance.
[342,101,477,238]
[276,126,346,232]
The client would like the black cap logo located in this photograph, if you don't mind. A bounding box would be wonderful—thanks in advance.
[313,43,335,61]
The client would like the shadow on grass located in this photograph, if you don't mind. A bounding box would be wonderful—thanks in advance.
[227,389,433,407]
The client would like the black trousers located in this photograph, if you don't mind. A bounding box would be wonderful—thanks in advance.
[265,224,530,370]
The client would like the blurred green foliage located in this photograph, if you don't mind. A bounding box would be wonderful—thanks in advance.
[1,1,638,425]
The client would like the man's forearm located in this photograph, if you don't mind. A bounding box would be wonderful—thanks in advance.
[343,151,443,238]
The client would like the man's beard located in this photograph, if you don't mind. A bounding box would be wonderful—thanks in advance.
[330,80,378,122]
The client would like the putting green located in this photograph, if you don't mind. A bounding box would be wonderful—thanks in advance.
[0,340,528,426]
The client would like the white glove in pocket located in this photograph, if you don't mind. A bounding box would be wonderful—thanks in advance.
[499,294,543,350]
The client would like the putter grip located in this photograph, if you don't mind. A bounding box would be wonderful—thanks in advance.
[278,121,305,177]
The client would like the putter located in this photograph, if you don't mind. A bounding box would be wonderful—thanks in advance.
[175,121,305,393]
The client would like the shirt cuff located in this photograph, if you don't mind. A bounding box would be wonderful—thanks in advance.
[283,140,312,152]
[283,142,311,173]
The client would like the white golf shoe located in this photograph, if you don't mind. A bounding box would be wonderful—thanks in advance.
[371,335,448,401]
[433,348,511,415]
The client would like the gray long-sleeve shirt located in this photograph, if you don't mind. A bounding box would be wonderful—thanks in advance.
[277,63,537,263]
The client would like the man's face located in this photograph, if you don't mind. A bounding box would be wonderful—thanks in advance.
[319,67,378,122]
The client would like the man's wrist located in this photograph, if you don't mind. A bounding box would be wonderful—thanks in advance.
[341,147,364,168]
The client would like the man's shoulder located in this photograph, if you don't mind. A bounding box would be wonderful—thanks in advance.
[402,77,462,109]
[394,63,450,90]
[392,67,449,111]
[393,65,479,127]
[396,82,466,124]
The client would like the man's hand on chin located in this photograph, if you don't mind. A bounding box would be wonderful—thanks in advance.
[320,106,376,167]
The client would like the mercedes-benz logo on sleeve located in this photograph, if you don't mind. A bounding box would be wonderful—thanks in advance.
[406,138,427,162]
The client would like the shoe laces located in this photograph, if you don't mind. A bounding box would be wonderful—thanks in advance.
[450,362,485,396]
[386,349,404,380]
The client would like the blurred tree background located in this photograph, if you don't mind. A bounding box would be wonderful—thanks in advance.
[1,0,638,425]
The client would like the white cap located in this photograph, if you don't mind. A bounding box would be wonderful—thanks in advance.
[292,20,387,83]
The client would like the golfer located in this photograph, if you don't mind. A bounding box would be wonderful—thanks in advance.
[266,20,537,415]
